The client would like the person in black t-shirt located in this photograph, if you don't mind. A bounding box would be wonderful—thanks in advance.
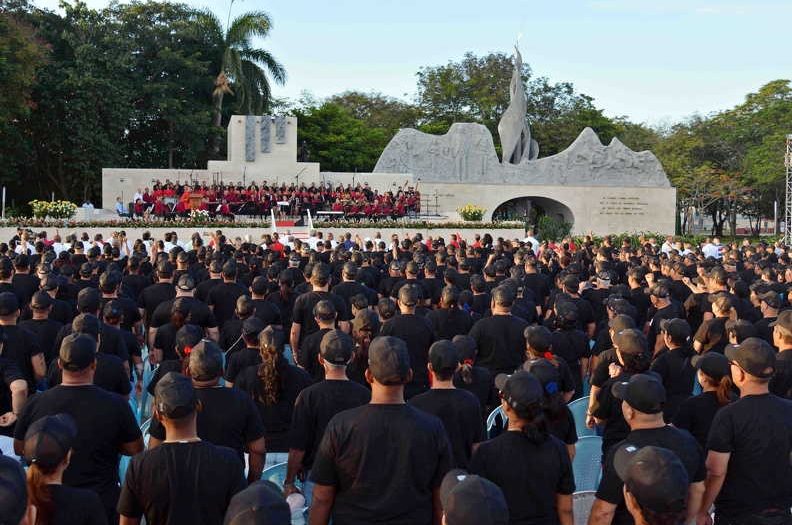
[697,338,792,525]
[249,276,283,328]
[11,254,39,307]
[14,333,143,522]
[296,300,336,382]
[410,340,483,468]
[452,334,495,418]
[470,370,575,524]
[770,310,792,398]
[524,358,578,458]
[693,294,733,356]
[426,286,474,340]
[380,283,435,399]
[590,374,705,525]
[21,413,107,525]
[207,261,248,326]
[0,292,45,392]
[591,328,652,459]
[225,317,266,386]
[468,286,529,375]
[612,445,691,525]
[235,328,312,454]
[673,352,734,449]
[148,274,218,342]
[148,341,267,483]
[102,301,142,381]
[331,262,371,319]
[754,291,780,344]
[19,291,64,365]
[523,325,576,402]
[650,319,695,422]
[219,294,256,355]
[439,469,510,525]
[0,355,27,438]
[118,373,246,525]
[646,282,684,354]
[285,330,370,500]
[309,336,452,525]
[194,260,223,303]
[137,260,176,329]
[290,263,350,361]
[146,324,203,396]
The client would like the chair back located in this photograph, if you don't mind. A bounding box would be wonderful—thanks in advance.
[572,436,603,492]
[573,490,597,525]
[568,396,597,438]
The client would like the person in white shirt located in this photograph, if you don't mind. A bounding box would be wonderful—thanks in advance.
[661,236,674,255]
[701,237,722,259]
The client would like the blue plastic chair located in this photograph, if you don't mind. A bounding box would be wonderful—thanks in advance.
[485,406,507,439]
[572,436,603,492]
[261,461,289,487]
[568,396,597,438]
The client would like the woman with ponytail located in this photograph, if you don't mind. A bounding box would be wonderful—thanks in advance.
[348,310,380,388]
[152,298,192,364]
[469,371,574,525]
[146,324,204,396]
[524,358,578,459]
[235,326,311,463]
[673,352,735,448]
[452,334,495,417]
[23,414,106,525]
[523,325,576,402]
[425,286,473,340]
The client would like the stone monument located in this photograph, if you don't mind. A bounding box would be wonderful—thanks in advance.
[498,47,539,163]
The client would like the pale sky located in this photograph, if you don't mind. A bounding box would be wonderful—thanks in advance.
[32,0,792,125]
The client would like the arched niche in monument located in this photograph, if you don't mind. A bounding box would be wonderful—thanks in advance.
[492,196,575,228]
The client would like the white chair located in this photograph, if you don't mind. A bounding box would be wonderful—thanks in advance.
[573,491,597,525]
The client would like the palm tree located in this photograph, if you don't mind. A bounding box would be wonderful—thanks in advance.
[198,5,286,154]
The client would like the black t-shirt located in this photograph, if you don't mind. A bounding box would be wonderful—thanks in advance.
[648,302,685,350]
[208,282,248,326]
[523,273,551,307]
[547,406,578,445]
[596,425,705,525]
[770,351,792,399]
[1,324,42,390]
[332,281,371,318]
[409,388,483,468]
[149,386,265,458]
[194,277,221,303]
[146,360,181,396]
[153,323,182,362]
[47,353,131,397]
[453,366,495,416]
[235,360,312,452]
[591,348,619,388]
[0,356,23,429]
[426,308,473,340]
[470,431,575,525]
[225,347,261,384]
[469,314,530,374]
[251,298,282,327]
[12,273,39,305]
[628,287,652,327]
[673,391,729,449]
[650,345,696,421]
[15,385,141,505]
[292,290,350,345]
[219,317,244,354]
[694,316,729,355]
[297,327,332,382]
[754,316,776,344]
[707,393,792,518]
[117,441,245,525]
[100,296,141,332]
[420,277,443,306]
[150,297,217,329]
[592,372,634,458]
[289,379,370,469]
[122,273,150,302]
[380,314,435,395]
[310,403,452,525]
[48,484,108,525]
[19,318,63,364]
[138,282,176,324]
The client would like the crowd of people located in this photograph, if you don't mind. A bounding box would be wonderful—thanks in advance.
[0,227,791,525]
[120,180,422,221]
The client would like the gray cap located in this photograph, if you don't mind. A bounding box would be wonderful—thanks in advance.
[155,372,197,419]
[189,340,224,381]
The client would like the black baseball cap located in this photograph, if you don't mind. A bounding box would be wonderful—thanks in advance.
[320,329,354,365]
[77,287,101,313]
[368,336,411,385]
[189,340,224,381]
[242,316,266,338]
[31,290,53,310]
[523,358,562,395]
[429,340,460,375]
[759,291,782,309]
[79,262,93,277]
[495,370,543,411]
[59,333,96,371]
[155,372,197,419]
[352,309,379,333]
[177,274,196,291]
[0,292,18,316]
[223,480,290,525]
[691,352,731,381]
[612,328,648,355]
[0,455,27,525]
[659,318,691,343]
[613,445,689,513]
[40,275,59,292]
[611,373,666,414]
[439,469,509,525]
[770,309,792,334]
[725,337,776,378]
[157,260,174,277]
[23,413,78,469]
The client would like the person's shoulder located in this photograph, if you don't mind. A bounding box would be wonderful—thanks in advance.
[53,484,103,507]
[286,363,312,382]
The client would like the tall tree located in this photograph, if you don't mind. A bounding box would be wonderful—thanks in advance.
[196,6,286,155]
